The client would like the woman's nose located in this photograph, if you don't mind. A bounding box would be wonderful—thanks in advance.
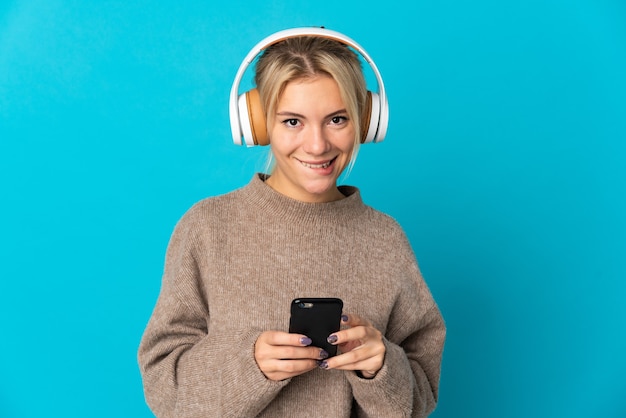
[302,125,330,155]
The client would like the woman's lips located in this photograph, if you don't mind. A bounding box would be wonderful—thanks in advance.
[298,156,337,169]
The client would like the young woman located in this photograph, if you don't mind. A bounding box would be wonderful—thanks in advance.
[138,29,446,417]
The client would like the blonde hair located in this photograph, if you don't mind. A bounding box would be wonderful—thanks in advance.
[254,36,368,175]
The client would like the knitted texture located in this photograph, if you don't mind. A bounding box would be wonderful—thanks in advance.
[138,174,446,417]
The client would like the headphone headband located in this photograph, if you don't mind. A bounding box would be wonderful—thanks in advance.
[229,27,389,146]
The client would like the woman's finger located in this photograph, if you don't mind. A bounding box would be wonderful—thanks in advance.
[255,330,329,381]
[319,313,385,377]
[257,330,313,347]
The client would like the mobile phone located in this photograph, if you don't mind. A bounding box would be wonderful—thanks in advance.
[289,298,344,357]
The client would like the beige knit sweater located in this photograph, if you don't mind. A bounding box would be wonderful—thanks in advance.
[138,174,446,417]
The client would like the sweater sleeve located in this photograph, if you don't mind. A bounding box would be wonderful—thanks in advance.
[346,230,446,418]
[137,211,289,417]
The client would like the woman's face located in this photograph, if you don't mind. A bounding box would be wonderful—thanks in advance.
[266,75,356,203]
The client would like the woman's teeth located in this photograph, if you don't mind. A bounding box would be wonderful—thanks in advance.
[301,160,332,169]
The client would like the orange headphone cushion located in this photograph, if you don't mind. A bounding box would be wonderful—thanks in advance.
[245,89,269,146]
[360,92,373,144]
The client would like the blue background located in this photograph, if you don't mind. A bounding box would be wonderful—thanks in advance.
[1,1,625,417]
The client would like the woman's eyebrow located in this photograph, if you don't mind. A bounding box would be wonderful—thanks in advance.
[276,111,306,118]
[276,109,348,119]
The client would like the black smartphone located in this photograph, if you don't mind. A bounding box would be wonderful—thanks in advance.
[289,298,344,357]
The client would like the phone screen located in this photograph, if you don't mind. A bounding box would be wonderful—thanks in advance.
[289,298,343,357]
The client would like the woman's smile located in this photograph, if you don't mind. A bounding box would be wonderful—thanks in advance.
[297,155,338,170]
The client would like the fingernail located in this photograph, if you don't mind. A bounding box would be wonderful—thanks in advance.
[300,337,312,346]
[327,334,338,344]
[341,315,349,322]
[318,360,328,369]
[319,349,329,359]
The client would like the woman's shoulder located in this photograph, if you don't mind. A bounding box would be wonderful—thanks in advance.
[361,203,405,231]
[169,185,248,233]
[186,187,244,218]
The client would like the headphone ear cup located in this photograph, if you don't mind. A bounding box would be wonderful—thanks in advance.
[237,88,269,146]
[361,91,380,144]
[246,88,269,146]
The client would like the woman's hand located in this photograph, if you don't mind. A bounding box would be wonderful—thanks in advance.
[320,314,385,379]
[254,330,329,381]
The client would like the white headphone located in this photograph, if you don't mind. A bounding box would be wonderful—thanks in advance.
[229,27,389,147]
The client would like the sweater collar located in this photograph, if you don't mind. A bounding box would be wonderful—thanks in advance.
[241,173,367,224]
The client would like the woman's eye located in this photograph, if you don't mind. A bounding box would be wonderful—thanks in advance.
[283,118,300,127]
[330,116,347,125]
